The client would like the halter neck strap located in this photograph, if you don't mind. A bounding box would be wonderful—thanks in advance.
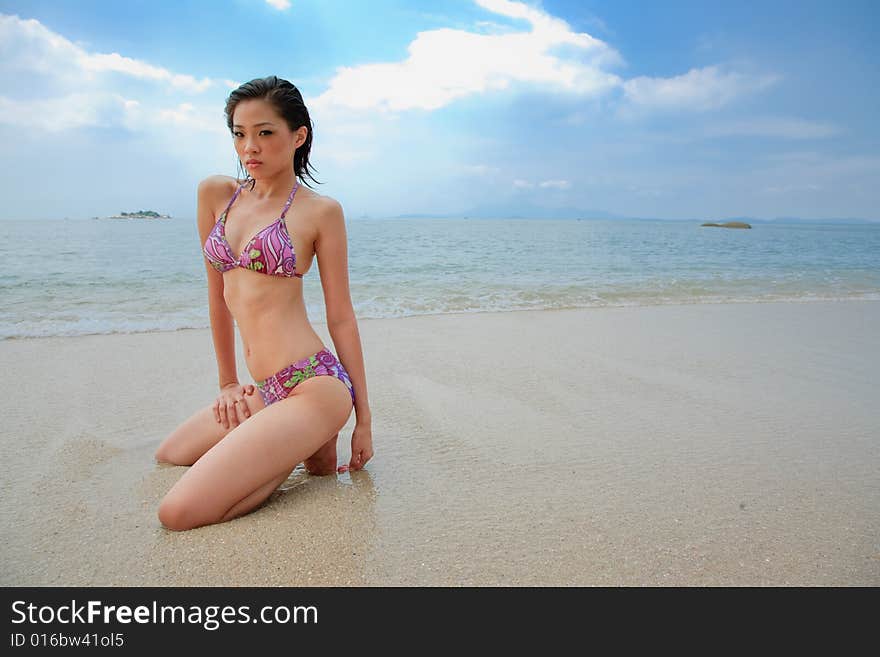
[279,181,300,220]
[220,182,245,219]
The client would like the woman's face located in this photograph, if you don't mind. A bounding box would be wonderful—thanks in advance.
[232,98,305,179]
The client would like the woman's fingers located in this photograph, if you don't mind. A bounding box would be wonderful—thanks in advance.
[236,397,250,419]
[215,388,256,429]
[218,402,229,429]
[355,450,372,469]
[228,401,241,428]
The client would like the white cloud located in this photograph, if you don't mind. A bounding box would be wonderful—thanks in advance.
[0,87,224,135]
[311,1,776,125]
[539,179,570,189]
[512,178,570,192]
[0,14,220,93]
[0,13,226,132]
[702,116,841,139]
[311,0,624,113]
[474,20,516,34]
[763,183,822,194]
[320,148,374,166]
[760,153,880,179]
[0,13,90,83]
[625,184,670,198]
[80,52,213,92]
[0,90,222,135]
[0,92,129,131]
[152,101,221,131]
[265,0,292,10]
[621,65,780,113]
[464,164,500,175]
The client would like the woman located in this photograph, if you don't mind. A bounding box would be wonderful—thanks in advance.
[155,76,373,531]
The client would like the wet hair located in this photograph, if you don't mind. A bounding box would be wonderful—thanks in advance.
[224,75,321,189]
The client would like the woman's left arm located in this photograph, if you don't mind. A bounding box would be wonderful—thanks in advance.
[315,199,373,468]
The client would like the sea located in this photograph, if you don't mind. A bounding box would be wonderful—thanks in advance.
[2,216,878,339]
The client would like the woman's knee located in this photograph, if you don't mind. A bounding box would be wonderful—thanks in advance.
[157,492,205,532]
[157,490,227,532]
[154,394,264,466]
[157,470,284,531]
[154,406,214,465]
[155,442,192,466]
[155,427,206,465]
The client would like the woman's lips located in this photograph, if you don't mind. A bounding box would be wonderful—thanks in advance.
[246,161,261,167]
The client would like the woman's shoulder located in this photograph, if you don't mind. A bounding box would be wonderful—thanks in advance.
[198,174,241,200]
[196,176,242,230]
[300,188,343,217]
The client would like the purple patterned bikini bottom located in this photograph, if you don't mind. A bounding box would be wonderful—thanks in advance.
[255,347,355,408]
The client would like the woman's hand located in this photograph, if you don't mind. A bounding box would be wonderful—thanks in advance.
[347,422,373,471]
[214,382,256,429]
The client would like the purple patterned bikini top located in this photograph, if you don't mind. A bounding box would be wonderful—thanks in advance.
[203,180,304,278]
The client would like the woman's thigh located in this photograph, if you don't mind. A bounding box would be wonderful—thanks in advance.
[158,375,353,531]
[155,390,266,466]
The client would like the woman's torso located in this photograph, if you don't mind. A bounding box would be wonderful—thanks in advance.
[209,176,326,381]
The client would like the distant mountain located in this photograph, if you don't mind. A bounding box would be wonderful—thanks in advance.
[388,212,456,219]
[765,216,878,224]
[458,202,626,220]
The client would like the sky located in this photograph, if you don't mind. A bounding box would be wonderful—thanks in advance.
[0,0,878,221]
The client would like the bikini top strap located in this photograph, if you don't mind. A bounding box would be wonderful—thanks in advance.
[279,180,300,220]
[219,181,246,220]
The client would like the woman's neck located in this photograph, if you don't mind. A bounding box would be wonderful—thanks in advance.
[245,170,297,201]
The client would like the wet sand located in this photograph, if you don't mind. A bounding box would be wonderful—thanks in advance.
[1,300,878,585]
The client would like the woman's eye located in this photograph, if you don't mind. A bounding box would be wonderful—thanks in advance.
[233,131,272,137]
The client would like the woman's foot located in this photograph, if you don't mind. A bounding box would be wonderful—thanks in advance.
[303,434,338,476]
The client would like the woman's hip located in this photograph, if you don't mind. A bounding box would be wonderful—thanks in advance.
[255,347,354,407]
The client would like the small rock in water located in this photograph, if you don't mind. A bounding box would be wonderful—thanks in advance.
[701,221,752,229]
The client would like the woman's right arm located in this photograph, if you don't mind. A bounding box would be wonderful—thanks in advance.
[196,176,239,389]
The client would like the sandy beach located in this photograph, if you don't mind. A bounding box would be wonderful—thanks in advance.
[1,299,878,586]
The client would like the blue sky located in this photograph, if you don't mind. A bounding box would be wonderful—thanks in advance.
[0,0,877,220]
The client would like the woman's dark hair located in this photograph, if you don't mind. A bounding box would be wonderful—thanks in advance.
[224,75,321,189]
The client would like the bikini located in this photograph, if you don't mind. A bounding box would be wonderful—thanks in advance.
[203,179,304,277]
[202,180,355,408]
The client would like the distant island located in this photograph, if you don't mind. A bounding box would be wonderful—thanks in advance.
[102,210,171,219]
